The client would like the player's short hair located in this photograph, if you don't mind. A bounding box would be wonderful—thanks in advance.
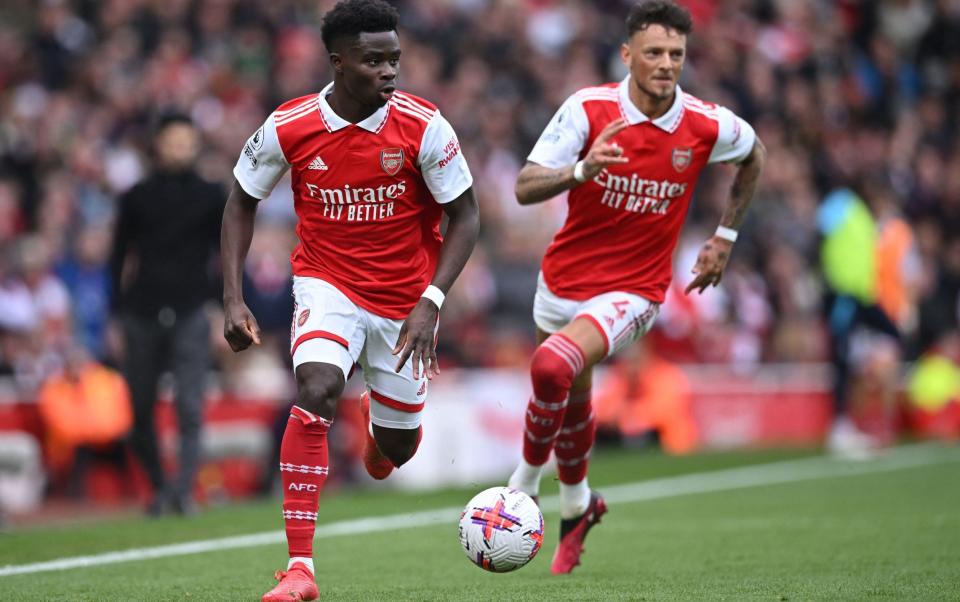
[626,1,693,38]
[320,0,399,52]
[155,112,194,133]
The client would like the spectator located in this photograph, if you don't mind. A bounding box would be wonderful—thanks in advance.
[0,235,72,394]
[36,343,132,498]
[56,222,114,361]
[594,334,698,454]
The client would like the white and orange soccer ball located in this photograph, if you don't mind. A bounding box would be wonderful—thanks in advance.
[458,486,544,573]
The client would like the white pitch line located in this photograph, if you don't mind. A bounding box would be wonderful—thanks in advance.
[1,443,956,578]
[584,442,959,509]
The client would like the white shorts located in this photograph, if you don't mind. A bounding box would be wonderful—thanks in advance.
[290,276,428,429]
[533,272,660,358]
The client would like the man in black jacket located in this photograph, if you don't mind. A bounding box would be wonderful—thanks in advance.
[110,114,224,515]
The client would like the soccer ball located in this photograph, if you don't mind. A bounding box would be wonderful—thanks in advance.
[458,486,544,573]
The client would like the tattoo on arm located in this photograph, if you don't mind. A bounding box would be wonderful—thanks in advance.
[720,139,766,230]
[703,241,729,265]
[515,163,577,205]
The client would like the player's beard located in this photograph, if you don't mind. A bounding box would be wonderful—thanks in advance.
[636,78,674,102]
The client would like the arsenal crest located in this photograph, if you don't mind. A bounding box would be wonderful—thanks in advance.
[380,148,404,175]
[672,147,693,172]
[297,309,310,327]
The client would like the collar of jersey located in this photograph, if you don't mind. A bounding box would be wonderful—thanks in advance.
[617,76,684,133]
[317,82,390,133]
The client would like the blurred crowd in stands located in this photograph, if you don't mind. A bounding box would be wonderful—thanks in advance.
[1,0,959,507]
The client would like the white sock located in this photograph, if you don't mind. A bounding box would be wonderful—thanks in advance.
[559,479,591,519]
[508,460,543,497]
[288,556,314,574]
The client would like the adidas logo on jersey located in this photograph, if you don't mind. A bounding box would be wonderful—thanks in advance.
[308,155,328,171]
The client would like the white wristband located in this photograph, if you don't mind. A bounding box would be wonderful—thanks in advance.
[421,284,445,309]
[715,226,738,242]
[572,160,587,183]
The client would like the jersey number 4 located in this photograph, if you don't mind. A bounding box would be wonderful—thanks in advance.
[611,301,630,320]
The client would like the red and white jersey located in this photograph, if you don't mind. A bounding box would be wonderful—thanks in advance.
[527,76,756,304]
[234,82,473,319]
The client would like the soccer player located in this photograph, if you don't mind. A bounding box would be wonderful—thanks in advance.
[221,1,478,600]
[506,1,765,574]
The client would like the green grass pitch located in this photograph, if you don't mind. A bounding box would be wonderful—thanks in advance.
[1,445,958,601]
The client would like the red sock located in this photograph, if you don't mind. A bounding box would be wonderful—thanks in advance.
[522,334,585,466]
[281,405,332,559]
[555,389,595,484]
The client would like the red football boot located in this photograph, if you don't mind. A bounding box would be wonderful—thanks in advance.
[550,491,608,575]
[261,562,318,602]
[360,391,394,480]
